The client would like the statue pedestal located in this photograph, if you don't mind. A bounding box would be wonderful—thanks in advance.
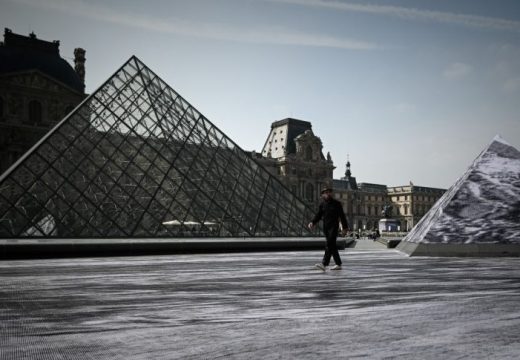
[379,218,401,232]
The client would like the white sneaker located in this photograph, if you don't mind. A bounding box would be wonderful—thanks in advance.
[330,265,342,270]
[314,263,326,271]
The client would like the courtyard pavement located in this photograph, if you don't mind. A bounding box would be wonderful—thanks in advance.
[1,239,519,359]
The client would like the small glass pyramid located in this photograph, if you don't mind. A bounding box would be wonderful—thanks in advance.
[0,56,314,238]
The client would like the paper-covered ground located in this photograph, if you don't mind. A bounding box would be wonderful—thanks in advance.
[1,246,520,359]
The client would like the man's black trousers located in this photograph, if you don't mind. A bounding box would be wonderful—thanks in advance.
[322,227,342,266]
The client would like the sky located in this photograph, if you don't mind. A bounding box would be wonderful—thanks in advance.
[2,0,520,189]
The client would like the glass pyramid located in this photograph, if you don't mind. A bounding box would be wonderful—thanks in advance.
[0,56,315,238]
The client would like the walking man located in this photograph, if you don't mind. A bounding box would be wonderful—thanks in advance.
[308,187,349,271]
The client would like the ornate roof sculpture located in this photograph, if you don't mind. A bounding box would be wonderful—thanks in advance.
[0,56,314,238]
[398,136,520,256]
[0,28,85,93]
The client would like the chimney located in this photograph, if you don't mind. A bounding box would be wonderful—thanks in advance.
[74,48,86,88]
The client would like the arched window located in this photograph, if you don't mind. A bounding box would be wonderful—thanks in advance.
[28,100,42,125]
[305,183,314,201]
[305,146,313,161]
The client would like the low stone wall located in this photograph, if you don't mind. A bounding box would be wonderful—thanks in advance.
[377,237,403,248]
[0,237,350,259]
[397,242,520,257]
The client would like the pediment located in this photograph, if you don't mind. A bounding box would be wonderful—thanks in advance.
[0,70,82,95]
[294,129,321,144]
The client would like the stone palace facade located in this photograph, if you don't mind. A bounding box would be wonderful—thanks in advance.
[0,29,86,174]
[251,118,445,232]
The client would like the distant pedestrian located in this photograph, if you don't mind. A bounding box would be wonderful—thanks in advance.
[308,187,349,271]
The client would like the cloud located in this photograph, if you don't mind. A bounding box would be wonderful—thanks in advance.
[10,0,379,50]
[442,62,473,80]
[268,0,520,33]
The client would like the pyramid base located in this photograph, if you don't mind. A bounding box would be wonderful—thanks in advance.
[397,242,520,257]
[0,237,352,260]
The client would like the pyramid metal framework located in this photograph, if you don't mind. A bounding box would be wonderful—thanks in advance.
[0,56,315,238]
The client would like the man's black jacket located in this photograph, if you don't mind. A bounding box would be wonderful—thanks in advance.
[311,198,349,232]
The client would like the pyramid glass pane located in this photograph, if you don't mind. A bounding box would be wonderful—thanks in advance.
[0,56,315,238]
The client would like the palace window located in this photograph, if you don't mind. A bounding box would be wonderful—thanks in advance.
[28,100,42,125]
[305,146,313,161]
[305,183,314,201]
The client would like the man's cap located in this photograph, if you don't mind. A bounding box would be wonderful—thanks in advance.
[320,187,333,194]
